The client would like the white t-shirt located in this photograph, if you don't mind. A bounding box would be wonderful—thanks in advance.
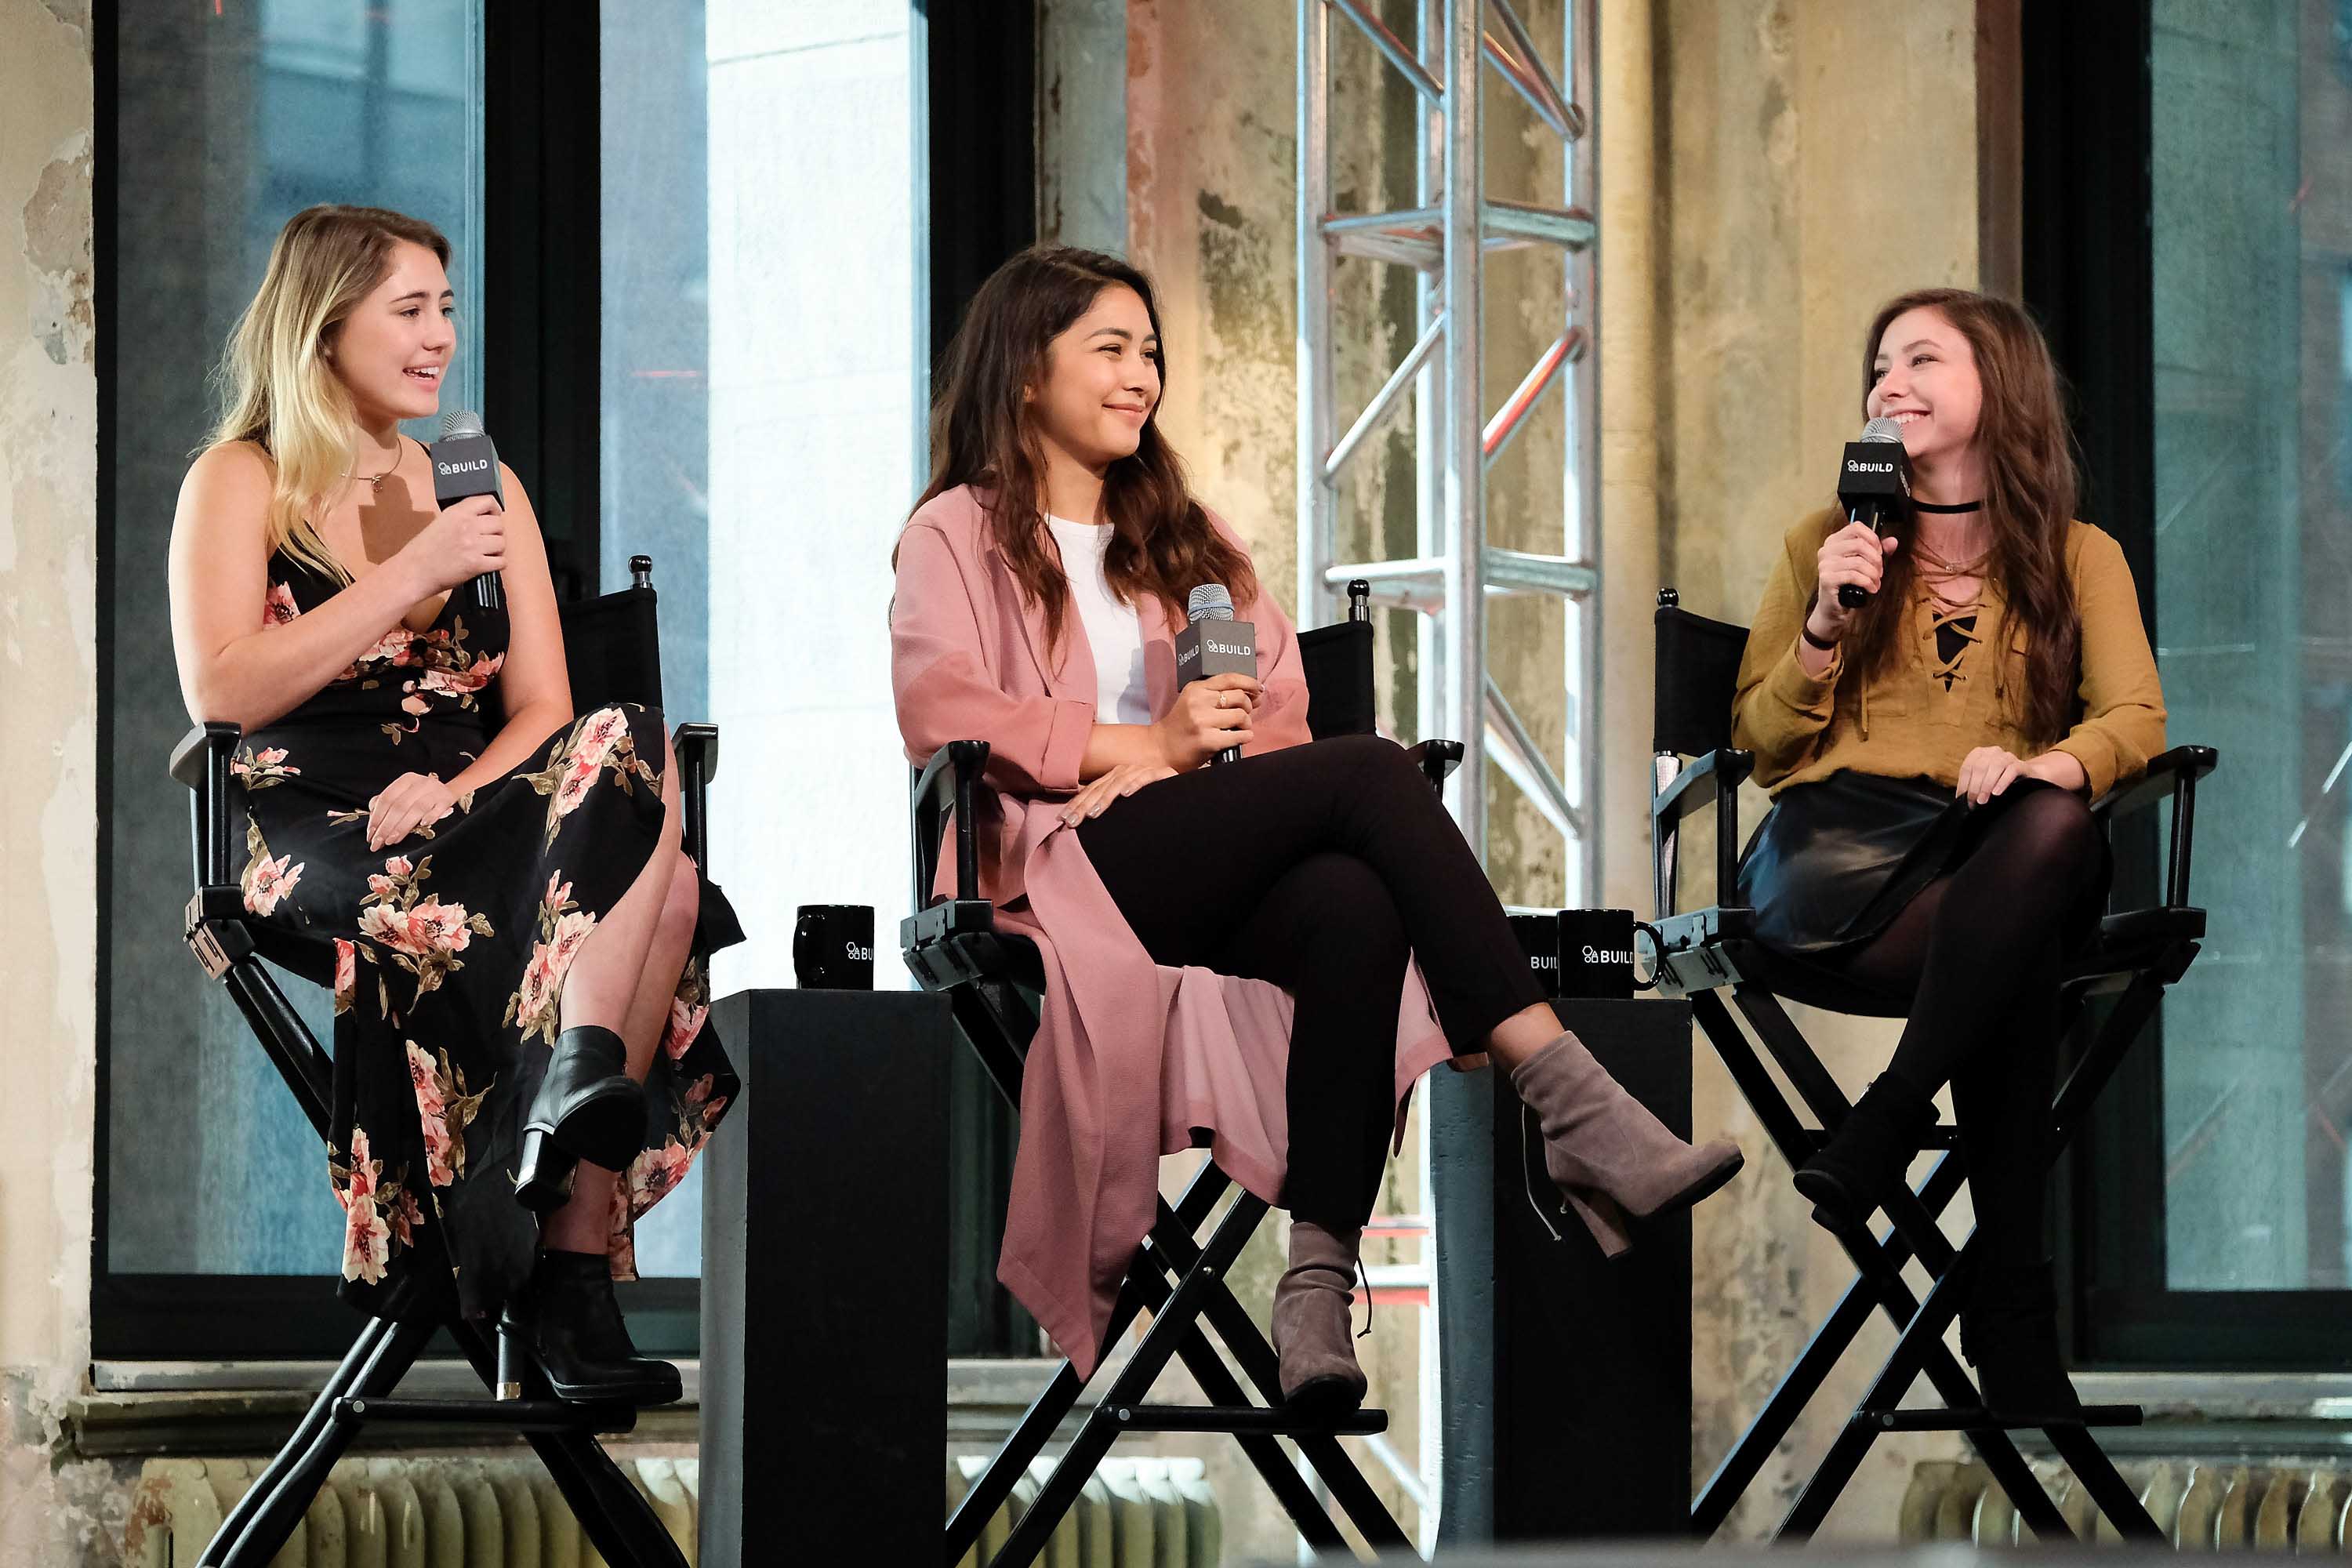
[1047,514,1152,725]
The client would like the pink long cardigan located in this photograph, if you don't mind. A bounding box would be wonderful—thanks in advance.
[891,485,1458,1377]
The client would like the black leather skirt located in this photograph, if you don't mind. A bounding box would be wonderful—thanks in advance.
[1735,773,2108,956]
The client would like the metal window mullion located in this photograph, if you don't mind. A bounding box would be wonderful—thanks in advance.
[1564,0,1600,903]
[1298,0,1335,633]
[1441,0,1486,859]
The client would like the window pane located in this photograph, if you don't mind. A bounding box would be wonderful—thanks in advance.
[599,0,710,1276]
[106,0,483,1276]
[2151,0,2352,1290]
[597,0,927,1272]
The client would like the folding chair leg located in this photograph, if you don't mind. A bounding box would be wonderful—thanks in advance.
[197,1315,397,1565]
[2045,1422,2165,1541]
[445,1319,687,1568]
[200,1315,436,1567]
[1697,992,2071,1542]
[989,1192,1265,1568]
[1148,1206,1415,1554]
[948,1165,1237,1565]
[947,1363,1087,1561]
[1136,1269,1352,1556]
[1798,1240,2071,1544]
[1731,989,1959,1269]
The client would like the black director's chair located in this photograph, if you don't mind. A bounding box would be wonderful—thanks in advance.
[170,556,713,1568]
[904,583,1457,1568]
[1645,587,2216,1544]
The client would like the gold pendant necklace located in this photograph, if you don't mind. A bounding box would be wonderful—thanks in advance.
[345,441,401,492]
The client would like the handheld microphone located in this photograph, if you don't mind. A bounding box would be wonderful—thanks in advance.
[1176,583,1257,766]
[1835,415,1911,609]
[430,409,508,610]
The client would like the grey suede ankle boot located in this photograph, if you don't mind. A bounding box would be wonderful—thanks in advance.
[1272,1219,1368,1413]
[1510,1030,1745,1254]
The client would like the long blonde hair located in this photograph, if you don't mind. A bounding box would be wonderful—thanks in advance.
[205,204,452,582]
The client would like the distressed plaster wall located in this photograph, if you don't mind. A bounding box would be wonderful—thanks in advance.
[0,0,111,1560]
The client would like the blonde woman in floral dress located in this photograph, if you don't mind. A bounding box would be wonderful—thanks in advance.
[167,205,738,1404]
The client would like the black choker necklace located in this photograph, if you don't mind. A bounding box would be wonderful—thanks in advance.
[1915,499,1984,514]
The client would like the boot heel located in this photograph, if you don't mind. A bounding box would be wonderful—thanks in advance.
[513,1128,579,1217]
[1562,1186,1635,1258]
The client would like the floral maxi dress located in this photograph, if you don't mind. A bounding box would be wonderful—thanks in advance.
[234,550,741,1321]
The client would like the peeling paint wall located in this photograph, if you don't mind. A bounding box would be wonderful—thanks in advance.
[0,0,103,1559]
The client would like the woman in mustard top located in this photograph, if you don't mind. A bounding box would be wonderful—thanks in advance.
[1730,288,2165,1417]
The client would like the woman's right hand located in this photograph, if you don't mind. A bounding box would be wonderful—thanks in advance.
[395,493,506,595]
[1154,672,1260,770]
[1807,520,1900,644]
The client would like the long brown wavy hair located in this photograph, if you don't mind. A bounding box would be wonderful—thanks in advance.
[1840,288,2082,746]
[913,245,1257,658]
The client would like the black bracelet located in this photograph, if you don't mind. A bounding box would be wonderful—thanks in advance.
[1800,622,1840,652]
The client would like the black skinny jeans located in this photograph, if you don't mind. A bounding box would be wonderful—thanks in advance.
[1821,782,2107,1269]
[1076,734,1545,1228]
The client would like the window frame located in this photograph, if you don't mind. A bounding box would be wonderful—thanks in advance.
[2030,0,2352,1371]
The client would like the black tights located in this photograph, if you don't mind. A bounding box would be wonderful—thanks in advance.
[1075,735,1546,1229]
[1824,783,2105,1266]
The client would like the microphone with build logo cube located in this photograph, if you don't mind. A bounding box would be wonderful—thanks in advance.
[431,408,507,610]
[1177,583,1255,766]
[1834,414,1911,609]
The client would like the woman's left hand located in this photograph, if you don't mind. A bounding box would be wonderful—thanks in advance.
[365,771,459,850]
[1060,762,1177,827]
[1955,746,2078,806]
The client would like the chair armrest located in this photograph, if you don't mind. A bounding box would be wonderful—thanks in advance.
[1409,739,1465,792]
[674,722,718,784]
[912,740,992,909]
[1651,748,1753,918]
[169,721,244,890]
[674,721,719,871]
[2090,744,2216,821]
[1651,747,1754,833]
[170,720,243,791]
[2092,743,2220,910]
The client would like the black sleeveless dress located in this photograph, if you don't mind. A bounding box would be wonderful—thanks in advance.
[234,549,741,1321]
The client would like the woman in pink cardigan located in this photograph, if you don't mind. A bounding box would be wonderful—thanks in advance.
[891,245,1743,1409]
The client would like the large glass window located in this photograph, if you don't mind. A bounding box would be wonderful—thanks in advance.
[2147,0,2351,1294]
[597,0,710,1276]
[103,0,484,1287]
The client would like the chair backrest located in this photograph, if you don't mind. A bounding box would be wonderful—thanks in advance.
[1297,620,1375,740]
[1653,590,1750,758]
[557,554,666,712]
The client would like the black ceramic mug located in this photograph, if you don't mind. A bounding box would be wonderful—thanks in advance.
[793,904,876,990]
[1556,908,1662,999]
[1508,910,1566,999]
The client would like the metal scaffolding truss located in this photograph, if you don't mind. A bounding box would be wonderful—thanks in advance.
[1297,0,1599,885]
[1295,0,1599,1542]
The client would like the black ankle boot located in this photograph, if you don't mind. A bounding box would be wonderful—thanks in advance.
[1961,1261,2084,1421]
[514,1025,641,1216]
[1791,1075,1935,1231]
[505,1249,681,1406]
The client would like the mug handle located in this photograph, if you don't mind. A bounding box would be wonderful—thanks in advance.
[1632,920,1664,993]
[791,915,821,985]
